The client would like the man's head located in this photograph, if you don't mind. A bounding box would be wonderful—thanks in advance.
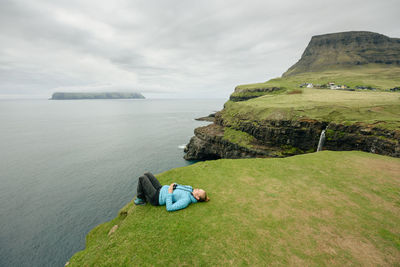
[192,188,209,202]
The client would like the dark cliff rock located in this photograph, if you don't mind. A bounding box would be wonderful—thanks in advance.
[183,124,273,160]
[195,113,216,122]
[283,31,400,76]
[184,114,400,160]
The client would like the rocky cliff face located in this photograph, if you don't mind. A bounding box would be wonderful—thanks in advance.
[184,124,272,160]
[283,31,400,76]
[184,113,400,160]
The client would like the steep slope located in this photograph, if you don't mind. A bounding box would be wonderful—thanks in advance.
[283,31,400,76]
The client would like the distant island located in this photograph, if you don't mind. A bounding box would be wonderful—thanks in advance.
[50,92,145,100]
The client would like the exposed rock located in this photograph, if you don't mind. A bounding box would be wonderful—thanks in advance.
[108,225,118,236]
[195,113,216,122]
[283,31,400,76]
[184,124,275,160]
[184,116,400,160]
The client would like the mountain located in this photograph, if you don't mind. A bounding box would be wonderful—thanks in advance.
[283,31,400,76]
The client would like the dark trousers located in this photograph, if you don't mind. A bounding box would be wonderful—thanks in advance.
[136,172,162,206]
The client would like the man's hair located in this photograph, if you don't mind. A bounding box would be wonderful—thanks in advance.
[199,192,210,202]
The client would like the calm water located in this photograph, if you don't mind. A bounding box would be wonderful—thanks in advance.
[0,98,225,267]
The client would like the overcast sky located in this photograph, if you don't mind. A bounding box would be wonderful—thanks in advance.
[0,0,399,99]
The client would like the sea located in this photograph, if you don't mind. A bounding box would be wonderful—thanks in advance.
[0,98,225,267]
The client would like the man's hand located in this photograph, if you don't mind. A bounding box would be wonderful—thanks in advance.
[168,183,175,193]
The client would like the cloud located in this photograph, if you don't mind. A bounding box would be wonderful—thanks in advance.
[0,0,399,98]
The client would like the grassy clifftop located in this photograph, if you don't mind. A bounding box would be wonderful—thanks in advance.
[69,151,400,266]
[234,65,400,93]
[224,86,400,130]
[226,65,400,131]
[229,33,400,132]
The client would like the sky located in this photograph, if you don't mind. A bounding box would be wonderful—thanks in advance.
[0,0,399,99]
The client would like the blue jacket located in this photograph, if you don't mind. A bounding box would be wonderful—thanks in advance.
[159,184,198,212]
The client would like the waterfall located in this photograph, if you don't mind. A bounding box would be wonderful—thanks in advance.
[317,129,326,152]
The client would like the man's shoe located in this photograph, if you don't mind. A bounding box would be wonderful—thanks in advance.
[134,198,146,205]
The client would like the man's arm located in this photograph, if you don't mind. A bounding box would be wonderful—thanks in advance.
[165,194,190,212]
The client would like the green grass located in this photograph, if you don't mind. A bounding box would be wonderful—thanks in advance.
[68,151,400,266]
[229,65,400,103]
[223,127,256,149]
[230,88,287,101]
[222,87,400,130]
[236,64,400,92]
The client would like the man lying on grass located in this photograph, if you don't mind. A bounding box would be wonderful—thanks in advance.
[134,172,209,211]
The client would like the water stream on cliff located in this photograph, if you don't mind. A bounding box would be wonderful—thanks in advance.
[0,98,225,267]
[317,129,326,152]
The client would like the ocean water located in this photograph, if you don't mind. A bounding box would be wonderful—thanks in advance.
[0,98,225,267]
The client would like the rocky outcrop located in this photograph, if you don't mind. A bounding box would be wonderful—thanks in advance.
[283,31,400,76]
[195,113,216,122]
[229,87,282,102]
[184,124,274,160]
[184,113,400,160]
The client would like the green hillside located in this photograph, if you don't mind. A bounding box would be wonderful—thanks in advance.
[68,151,400,266]
[224,87,400,131]
[233,65,400,93]
[226,65,400,131]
